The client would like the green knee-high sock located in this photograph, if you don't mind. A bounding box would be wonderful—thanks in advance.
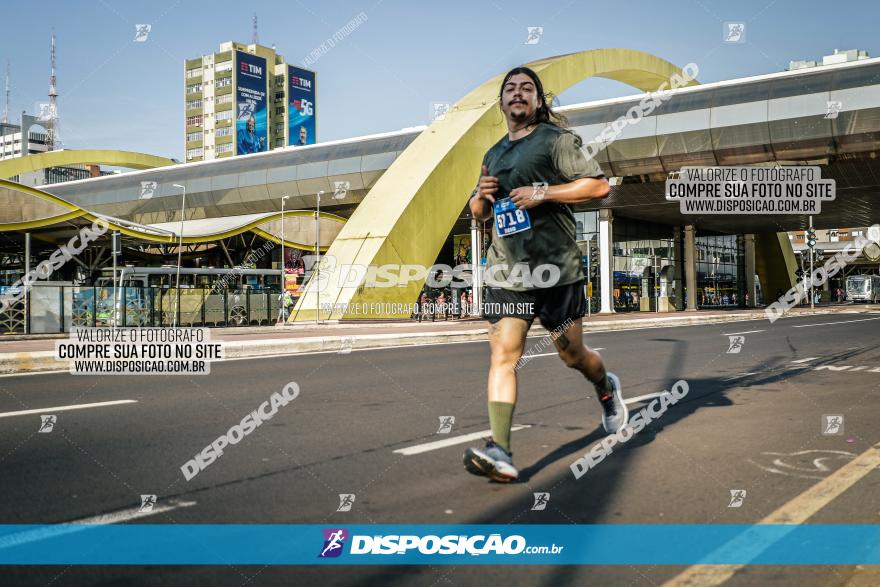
[488,401,515,453]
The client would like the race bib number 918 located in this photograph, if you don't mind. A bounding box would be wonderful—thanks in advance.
[494,197,531,237]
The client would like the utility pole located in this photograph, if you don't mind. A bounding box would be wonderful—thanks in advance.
[47,32,59,149]
[2,60,9,124]
[315,191,322,324]
[808,216,815,309]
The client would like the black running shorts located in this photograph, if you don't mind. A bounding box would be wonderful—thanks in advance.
[482,281,586,332]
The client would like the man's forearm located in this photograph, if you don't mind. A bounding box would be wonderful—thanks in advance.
[545,178,610,204]
[469,195,493,221]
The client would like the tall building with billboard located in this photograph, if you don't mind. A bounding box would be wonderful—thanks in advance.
[183,42,317,162]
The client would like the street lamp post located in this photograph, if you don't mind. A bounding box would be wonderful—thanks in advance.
[315,190,323,324]
[280,195,289,324]
[172,183,187,328]
[809,215,815,310]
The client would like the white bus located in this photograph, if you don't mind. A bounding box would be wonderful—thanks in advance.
[845,274,880,303]
[91,266,289,326]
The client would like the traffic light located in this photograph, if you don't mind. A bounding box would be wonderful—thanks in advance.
[589,244,600,277]
[806,228,817,248]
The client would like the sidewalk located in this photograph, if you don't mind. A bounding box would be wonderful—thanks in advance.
[0,305,873,375]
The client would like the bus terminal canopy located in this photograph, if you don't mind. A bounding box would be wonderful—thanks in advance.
[0,178,345,251]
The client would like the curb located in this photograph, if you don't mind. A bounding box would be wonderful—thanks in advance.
[0,307,857,375]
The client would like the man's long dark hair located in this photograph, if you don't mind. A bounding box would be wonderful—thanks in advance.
[499,66,568,128]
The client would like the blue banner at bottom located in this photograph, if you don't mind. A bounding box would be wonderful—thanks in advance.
[0,524,878,565]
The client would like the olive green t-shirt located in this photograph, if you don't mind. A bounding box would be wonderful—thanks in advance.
[481,122,605,291]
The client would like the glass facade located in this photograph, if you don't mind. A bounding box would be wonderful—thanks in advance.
[574,212,747,311]
[695,234,744,308]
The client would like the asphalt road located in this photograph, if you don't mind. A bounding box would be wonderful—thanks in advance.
[1,311,879,586]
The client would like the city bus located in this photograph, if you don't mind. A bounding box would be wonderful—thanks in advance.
[845,274,880,303]
[90,266,288,327]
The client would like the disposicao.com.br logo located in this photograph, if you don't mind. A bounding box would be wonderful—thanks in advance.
[317,528,563,558]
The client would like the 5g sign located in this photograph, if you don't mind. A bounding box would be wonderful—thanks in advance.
[300,99,314,116]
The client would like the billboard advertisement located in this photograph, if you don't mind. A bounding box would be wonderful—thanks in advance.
[235,51,267,155]
[288,66,316,146]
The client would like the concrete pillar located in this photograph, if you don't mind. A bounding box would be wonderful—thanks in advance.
[599,209,614,314]
[744,234,756,307]
[684,225,697,311]
[673,227,684,310]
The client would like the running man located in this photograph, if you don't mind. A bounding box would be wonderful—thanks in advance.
[463,66,628,482]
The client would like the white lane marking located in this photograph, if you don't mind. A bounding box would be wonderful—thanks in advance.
[0,400,138,419]
[0,498,196,551]
[662,441,880,587]
[790,357,819,364]
[722,330,764,336]
[624,392,671,405]
[792,317,880,328]
[393,425,532,456]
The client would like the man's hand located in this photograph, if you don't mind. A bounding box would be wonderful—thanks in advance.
[510,183,548,210]
[470,165,498,221]
[475,165,498,204]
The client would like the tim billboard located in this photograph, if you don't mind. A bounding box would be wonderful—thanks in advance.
[235,51,267,155]
[288,66,316,146]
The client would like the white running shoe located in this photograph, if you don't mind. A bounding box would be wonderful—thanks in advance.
[600,373,629,434]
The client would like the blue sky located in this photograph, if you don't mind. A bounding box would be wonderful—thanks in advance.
[2,0,878,159]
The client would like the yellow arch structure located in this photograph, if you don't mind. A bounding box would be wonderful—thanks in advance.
[0,149,176,180]
[0,178,345,250]
[292,48,698,321]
